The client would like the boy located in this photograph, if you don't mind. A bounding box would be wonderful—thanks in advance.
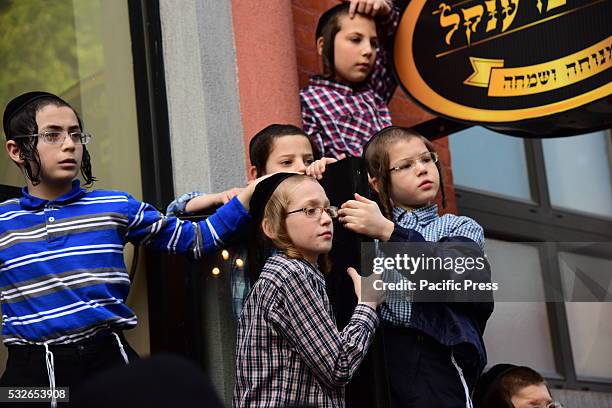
[1,91,261,405]
[167,124,338,318]
[473,364,563,408]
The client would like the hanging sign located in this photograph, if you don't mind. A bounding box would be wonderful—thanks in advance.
[394,0,611,137]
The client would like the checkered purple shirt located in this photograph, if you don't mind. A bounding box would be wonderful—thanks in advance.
[300,6,400,159]
[233,254,379,408]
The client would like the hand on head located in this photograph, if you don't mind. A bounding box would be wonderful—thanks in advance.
[237,173,277,210]
[305,155,344,180]
[346,0,392,18]
[216,187,244,205]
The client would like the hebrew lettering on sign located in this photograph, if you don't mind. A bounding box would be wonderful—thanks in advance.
[434,0,571,48]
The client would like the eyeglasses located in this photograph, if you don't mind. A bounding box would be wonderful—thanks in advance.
[389,152,438,173]
[12,131,92,145]
[529,402,564,408]
[286,206,338,219]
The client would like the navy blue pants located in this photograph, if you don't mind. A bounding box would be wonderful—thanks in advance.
[382,327,479,408]
[0,331,138,407]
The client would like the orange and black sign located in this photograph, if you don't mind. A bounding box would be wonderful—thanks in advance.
[394,0,611,137]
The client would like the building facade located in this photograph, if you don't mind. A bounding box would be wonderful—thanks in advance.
[0,0,611,406]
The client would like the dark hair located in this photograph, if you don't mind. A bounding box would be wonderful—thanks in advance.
[315,3,378,79]
[473,365,549,408]
[316,3,351,79]
[5,96,96,186]
[248,124,312,176]
[363,126,446,219]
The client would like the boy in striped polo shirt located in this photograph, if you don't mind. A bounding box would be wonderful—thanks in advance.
[1,91,258,406]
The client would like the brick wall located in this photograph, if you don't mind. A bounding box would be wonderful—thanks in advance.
[291,0,458,214]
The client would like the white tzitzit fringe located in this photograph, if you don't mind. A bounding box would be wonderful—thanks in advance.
[44,343,57,408]
[451,352,474,408]
[42,332,129,408]
[112,332,130,364]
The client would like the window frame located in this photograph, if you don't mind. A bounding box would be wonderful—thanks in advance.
[452,129,612,393]
[128,0,174,210]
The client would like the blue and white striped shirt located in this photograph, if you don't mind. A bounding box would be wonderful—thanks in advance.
[379,204,485,327]
[0,180,250,345]
[166,191,251,319]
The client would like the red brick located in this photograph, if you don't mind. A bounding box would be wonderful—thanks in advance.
[298,72,310,87]
[292,5,318,30]
[293,0,336,13]
[295,27,316,52]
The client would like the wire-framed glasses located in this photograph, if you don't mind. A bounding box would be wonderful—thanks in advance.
[11,131,92,145]
[286,206,338,219]
[389,151,438,173]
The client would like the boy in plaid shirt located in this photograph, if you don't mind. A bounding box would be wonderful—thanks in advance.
[300,0,402,159]
[233,173,385,407]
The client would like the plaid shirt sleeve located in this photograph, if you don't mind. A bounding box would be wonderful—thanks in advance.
[270,266,379,388]
[165,191,204,216]
[443,215,485,251]
[368,4,401,102]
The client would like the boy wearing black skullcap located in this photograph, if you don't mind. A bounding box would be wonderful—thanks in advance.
[234,172,386,407]
[300,0,403,159]
[1,91,266,406]
[473,364,562,408]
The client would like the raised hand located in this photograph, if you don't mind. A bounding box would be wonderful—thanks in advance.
[236,173,274,210]
[338,193,394,241]
[346,0,392,18]
[347,266,386,309]
[305,155,344,180]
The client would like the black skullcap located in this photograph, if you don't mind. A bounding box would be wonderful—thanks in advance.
[315,3,350,40]
[473,363,521,405]
[361,125,403,157]
[3,91,67,140]
[249,172,299,224]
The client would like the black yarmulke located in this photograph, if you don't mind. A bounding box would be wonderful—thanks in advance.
[315,3,350,40]
[2,91,64,139]
[473,363,520,406]
[362,125,403,157]
[249,172,299,224]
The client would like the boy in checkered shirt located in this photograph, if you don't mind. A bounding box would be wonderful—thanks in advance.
[300,0,402,159]
[233,173,385,407]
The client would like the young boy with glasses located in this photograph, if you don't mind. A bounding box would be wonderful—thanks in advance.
[0,91,263,406]
[234,173,385,407]
[473,364,564,408]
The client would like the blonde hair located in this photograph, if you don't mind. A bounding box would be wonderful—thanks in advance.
[263,174,331,272]
[364,126,446,219]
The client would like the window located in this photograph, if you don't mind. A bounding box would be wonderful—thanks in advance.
[542,131,612,219]
[0,0,142,197]
[450,127,612,392]
[560,252,612,380]
[449,127,532,201]
[483,239,558,377]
